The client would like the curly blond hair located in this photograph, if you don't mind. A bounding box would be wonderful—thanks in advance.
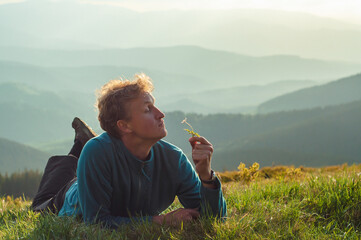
[96,73,154,138]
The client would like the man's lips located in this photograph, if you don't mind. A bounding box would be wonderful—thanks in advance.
[159,121,165,127]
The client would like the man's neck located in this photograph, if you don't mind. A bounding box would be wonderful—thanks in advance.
[121,135,158,161]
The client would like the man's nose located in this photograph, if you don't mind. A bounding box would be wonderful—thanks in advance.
[155,107,165,119]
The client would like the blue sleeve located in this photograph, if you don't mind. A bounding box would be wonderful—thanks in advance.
[176,153,227,218]
[77,139,152,228]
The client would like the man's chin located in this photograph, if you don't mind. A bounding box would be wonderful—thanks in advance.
[157,129,167,140]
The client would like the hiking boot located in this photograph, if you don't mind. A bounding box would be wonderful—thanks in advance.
[72,117,97,146]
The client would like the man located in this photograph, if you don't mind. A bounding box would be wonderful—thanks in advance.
[32,73,226,228]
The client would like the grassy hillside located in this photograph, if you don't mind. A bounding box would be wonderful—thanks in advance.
[0,138,49,174]
[258,73,361,113]
[1,164,360,239]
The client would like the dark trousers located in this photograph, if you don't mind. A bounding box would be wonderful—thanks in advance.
[32,155,78,213]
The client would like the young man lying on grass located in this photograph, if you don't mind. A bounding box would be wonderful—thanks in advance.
[31,73,227,228]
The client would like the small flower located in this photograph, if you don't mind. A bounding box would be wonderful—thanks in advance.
[181,117,200,137]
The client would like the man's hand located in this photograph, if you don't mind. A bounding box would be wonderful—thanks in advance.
[189,136,213,182]
[153,208,200,226]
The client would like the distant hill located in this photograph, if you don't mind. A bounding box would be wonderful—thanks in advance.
[258,73,361,113]
[0,82,98,143]
[0,137,50,174]
[1,47,360,88]
[0,102,74,143]
[160,80,316,114]
[0,82,72,110]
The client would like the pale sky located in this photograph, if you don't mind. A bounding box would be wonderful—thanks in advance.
[1,0,361,24]
[84,0,361,24]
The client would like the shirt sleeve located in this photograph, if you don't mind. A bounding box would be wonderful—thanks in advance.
[176,153,227,218]
[77,139,152,228]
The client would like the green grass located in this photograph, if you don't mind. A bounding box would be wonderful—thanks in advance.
[1,165,361,239]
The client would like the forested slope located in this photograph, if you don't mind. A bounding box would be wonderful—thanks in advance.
[0,138,49,174]
[164,101,361,170]
[258,73,361,113]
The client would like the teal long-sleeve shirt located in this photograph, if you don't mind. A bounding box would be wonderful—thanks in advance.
[59,132,227,228]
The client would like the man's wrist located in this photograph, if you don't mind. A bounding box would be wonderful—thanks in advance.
[199,170,216,184]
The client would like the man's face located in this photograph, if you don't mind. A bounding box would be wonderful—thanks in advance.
[125,92,167,142]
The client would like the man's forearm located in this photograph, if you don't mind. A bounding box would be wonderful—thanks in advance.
[200,177,227,218]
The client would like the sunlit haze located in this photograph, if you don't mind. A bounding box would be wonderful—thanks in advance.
[0,0,361,24]
[83,0,361,24]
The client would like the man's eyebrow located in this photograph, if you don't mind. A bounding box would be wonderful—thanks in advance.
[144,95,155,104]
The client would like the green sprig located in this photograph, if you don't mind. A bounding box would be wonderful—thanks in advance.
[181,118,200,137]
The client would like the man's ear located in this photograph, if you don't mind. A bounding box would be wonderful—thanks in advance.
[116,120,132,134]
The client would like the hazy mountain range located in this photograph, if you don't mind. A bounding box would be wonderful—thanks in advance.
[0,69,360,144]
[1,46,359,88]
[0,45,360,173]
[1,46,360,116]
[2,42,360,117]
[0,78,315,144]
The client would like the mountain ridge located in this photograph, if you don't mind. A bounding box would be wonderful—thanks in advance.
[1,46,359,87]
[258,73,361,113]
